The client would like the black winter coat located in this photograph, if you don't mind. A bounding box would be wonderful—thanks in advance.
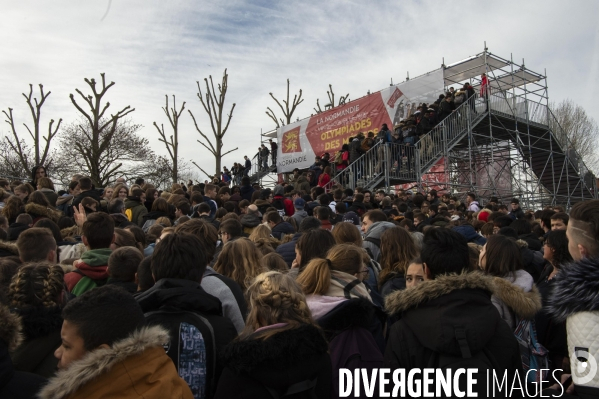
[276,233,301,267]
[0,305,47,399]
[316,298,386,354]
[10,306,62,378]
[384,272,524,396]
[214,324,331,399]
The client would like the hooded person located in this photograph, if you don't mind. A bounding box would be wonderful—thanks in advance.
[38,285,193,399]
[124,188,148,227]
[361,210,395,262]
[271,184,294,216]
[240,204,262,235]
[384,229,524,395]
[479,234,542,331]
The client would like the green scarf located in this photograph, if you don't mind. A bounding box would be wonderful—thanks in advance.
[80,248,112,266]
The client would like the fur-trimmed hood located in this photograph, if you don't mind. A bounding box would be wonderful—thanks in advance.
[59,225,79,241]
[547,257,599,322]
[38,325,170,399]
[0,240,19,257]
[385,272,506,357]
[0,304,23,352]
[385,272,494,315]
[25,202,62,222]
[491,270,542,320]
[385,271,541,320]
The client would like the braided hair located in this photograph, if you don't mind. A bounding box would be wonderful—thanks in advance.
[240,271,316,340]
[9,262,65,309]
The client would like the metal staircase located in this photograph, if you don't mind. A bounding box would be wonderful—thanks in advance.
[332,92,596,206]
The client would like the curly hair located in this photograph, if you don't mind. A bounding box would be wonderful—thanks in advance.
[9,262,65,309]
[241,271,316,340]
[2,195,25,223]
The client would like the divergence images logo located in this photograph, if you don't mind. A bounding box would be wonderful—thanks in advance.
[282,127,302,154]
[571,348,598,385]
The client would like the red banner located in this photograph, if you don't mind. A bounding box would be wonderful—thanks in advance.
[305,93,390,157]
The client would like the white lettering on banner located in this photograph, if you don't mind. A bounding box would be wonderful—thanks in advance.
[277,156,307,167]
[338,367,568,397]
[316,105,360,124]
[340,368,479,397]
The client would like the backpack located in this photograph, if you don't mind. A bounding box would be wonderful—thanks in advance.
[329,327,383,399]
[125,208,133,222]
[271,197,286,217]
[361,137,374,152]
[145,310,217,399]
[425,328,502,397]
[514,318,549,384]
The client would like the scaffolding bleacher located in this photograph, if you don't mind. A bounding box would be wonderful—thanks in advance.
[261,47,597,208]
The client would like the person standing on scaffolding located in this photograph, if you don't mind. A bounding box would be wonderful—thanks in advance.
[269,139,278,167]
[260,144,270,171]
[465,83,477,114]
[375,123,392,175]
[480,73,490,111]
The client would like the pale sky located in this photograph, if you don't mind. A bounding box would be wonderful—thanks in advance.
[2,0,598,180]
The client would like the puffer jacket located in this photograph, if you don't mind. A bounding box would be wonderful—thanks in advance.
[490,269,542,331]
[548,257,599,397]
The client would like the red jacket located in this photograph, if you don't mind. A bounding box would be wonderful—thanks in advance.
[318,173,332,190]
[272,195,294,216]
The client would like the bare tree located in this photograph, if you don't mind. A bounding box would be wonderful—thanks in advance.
[68,73,135,185]
[549,99,599,172]
[314,84,349,114]
[154,94,185,184]
[189,69,237,175]
[2,84,62,176]
[55,118,152,187]
[266,79,304,128]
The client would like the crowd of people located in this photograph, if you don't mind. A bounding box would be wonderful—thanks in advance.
[0,163,598,398]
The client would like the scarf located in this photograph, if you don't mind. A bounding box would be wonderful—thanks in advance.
[328,270,372,303]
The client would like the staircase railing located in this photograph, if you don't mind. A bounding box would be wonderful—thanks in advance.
[332,140,385,190]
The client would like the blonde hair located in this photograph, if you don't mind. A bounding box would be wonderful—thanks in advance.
[249,224,280,250]
[156,216,171,227]
[241,271,315,340]
[214,238,266,291]
[9,263,65,309]
[297,244,368,295]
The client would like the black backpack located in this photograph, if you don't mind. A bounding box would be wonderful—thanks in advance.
[271,198,286,217]
[145,310,217,399]
[426,327,501,397]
